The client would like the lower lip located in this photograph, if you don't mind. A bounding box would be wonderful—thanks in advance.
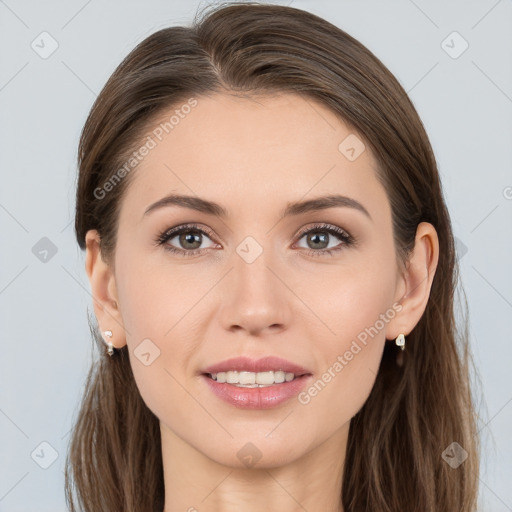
[202,374,312,409]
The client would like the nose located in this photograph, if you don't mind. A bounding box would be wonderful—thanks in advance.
[218,240,291,336]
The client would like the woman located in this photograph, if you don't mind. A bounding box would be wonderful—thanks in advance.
[65,3,479,511]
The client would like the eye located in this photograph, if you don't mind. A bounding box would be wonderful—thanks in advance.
[155,222,355,258]
[156,223,218,256]
[294,223,355,256]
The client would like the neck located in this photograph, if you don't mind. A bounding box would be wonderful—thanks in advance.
[160,422,348,512]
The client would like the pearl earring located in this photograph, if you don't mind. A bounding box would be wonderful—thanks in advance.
[395,333,405,351]
[104,330,114,356]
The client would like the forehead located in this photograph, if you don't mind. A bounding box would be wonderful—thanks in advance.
[120,92,389,223]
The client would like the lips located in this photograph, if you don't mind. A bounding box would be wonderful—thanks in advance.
[200,356,313,409]
[201,356,311,376]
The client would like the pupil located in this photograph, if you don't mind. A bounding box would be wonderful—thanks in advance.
[180,232,201,249]
[308,232,328,249]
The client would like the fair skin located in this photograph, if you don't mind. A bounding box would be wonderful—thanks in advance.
[85,92,439,512]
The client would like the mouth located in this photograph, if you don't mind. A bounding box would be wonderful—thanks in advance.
[200,358,313,409]
[204,370,305,388]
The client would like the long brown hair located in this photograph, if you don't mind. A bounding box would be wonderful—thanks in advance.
[66,2,480,511]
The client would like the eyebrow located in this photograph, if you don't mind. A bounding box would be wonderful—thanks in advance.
[143,193,372,221]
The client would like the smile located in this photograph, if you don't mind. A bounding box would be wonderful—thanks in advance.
[208,370,298,387]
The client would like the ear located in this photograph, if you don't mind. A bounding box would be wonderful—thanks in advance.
[386,221,440,340]
[85,230,127,349]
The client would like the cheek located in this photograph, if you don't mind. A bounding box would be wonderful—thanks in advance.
[114,247,198,338]
[113,249,214,421]
[304,248,397,346]
[296,341,384,439]
[297,259,396,419]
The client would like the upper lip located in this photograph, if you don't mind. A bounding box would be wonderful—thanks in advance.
[202,356,311,376]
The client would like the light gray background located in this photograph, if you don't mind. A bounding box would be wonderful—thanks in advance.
[1,1,511,510]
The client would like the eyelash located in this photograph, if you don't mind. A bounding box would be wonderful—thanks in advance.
[155,222,356,258]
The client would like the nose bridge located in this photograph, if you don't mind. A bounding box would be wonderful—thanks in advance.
[235,235,272,291]
[220,234,288,334]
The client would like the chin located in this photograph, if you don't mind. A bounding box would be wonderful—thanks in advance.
[195,432,311,470]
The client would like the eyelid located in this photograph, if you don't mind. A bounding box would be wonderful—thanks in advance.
[294,222,349,239]
[158,223,217,242]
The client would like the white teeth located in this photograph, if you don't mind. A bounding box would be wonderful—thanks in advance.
[239,371,256,385]
[226,371,238,384]
[274,371,285,383]
[255,371,275,385]
[209,370,298,386]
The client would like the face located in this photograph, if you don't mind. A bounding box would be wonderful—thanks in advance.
[110,92,404,467]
